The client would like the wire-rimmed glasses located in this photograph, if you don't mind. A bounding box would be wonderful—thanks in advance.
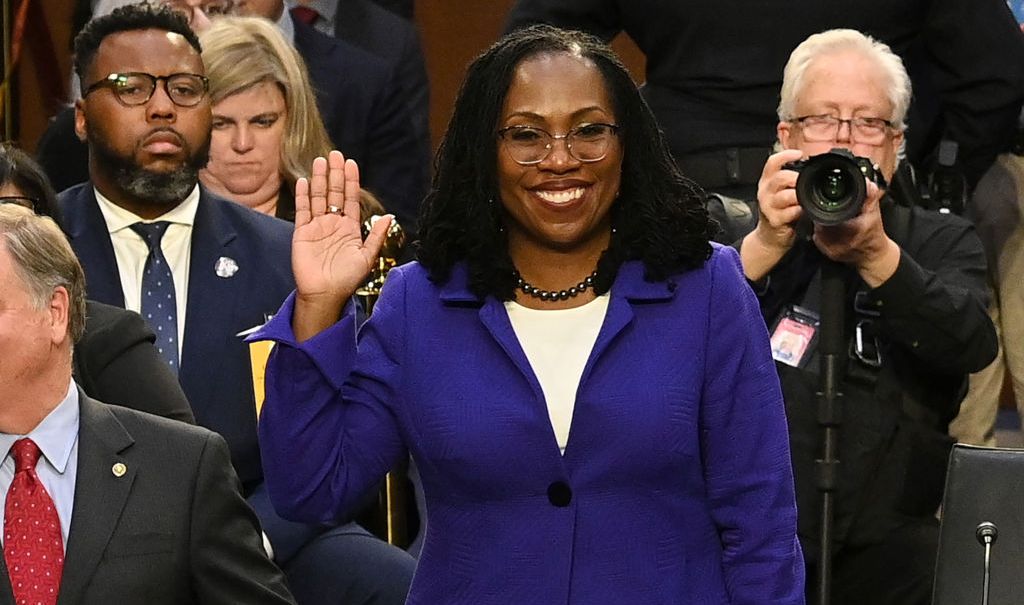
[498,123,620,165]
[792,114,895,146]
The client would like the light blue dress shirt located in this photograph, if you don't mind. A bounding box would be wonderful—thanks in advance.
[0,381,80,552]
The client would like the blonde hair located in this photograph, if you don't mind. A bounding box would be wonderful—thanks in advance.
[778,29,912,131]
[0,204,87,342]
[199,16,332,187]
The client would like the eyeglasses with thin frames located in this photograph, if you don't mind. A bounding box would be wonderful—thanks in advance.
[791,114,895,146]
[498,123,620,165]
[82,72,210,108]
[163,0,238,24]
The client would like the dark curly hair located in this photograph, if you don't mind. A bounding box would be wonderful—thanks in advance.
[416,24,713,300]
[74,2,200,90]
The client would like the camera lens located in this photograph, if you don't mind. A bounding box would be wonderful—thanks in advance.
[793,149,869,225]
[818,169,850,209]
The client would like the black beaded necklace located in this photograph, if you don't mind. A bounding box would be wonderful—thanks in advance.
[513,268,599,302]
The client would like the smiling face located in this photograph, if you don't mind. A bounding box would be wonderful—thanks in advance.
[497,52,622,260]
[75,28,211,216]
[200,81,286,214]
[777,50,903,182]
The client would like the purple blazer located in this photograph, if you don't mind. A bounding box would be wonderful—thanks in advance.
[256,244,804,604]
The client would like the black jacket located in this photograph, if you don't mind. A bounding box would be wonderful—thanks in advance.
[745,199,996,556]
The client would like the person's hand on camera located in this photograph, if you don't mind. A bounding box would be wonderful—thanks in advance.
[740,149,805,282]
[813,178,900,287]
[292,150,393,341]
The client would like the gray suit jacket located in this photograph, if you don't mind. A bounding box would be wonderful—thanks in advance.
[0,392,295,604]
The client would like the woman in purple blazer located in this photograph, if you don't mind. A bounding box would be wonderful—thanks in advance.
[256,25,804,604]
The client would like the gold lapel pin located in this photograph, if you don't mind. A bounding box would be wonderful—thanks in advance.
[112,462,127,477]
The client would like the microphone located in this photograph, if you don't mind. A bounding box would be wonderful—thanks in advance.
[976,521,998,546]
[976,521,998,605]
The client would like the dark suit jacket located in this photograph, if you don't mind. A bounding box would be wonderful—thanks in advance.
[293,19,429,236]
[35,107,89,194]
[0,393,295,604]
[59,184,295,489]
[75,300,195,424]
[332,0,432,188]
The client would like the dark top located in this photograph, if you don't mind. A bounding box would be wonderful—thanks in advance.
[741,198,996,555]
[505,0,1024,187]
[34,106,88,194]
[74,300,196,425]
[293,19,430,237]
[332,0,432,187]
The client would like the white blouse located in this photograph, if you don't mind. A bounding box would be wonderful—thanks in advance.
[505,295,610,454]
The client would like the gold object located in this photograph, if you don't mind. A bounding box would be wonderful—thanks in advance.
[112,462,127,477]
[355,215,406,314]
[250,340,275,417]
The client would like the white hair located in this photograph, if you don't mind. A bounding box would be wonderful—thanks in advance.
[777,29,912,131]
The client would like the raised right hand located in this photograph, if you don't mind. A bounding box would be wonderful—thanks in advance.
[292,150,392,340]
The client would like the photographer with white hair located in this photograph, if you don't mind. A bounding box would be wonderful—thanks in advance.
[724,29,997,604]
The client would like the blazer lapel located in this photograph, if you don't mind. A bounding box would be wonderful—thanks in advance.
[564,263,678,462]
[477,299,547,401]
[58,393,136,604]
[0,558,13,605]
[61,186,126,307]
[581,262,677,385]
[178,191,241,392]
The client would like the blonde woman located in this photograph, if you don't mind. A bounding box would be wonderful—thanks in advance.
[199,16,333,221]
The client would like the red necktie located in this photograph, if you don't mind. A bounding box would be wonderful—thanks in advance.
[290,5,321,26]
[4,439,63,605]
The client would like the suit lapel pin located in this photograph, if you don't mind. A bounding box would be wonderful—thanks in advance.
[215,256,239,278]
[112,462,127,477]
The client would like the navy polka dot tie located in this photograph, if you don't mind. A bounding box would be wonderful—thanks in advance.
[4,438,63,605]
[131,222,179,373]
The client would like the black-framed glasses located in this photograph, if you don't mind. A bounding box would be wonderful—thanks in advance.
[790,114,897,146]
[163,0,238,24]
[791,114,895,146]
[0,196,36,211]
[83,72,209,107]
[498,123,620,165]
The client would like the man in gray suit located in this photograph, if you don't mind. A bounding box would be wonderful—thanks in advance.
[0,204,294,604]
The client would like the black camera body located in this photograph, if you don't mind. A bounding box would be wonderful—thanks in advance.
[783,148,887,226]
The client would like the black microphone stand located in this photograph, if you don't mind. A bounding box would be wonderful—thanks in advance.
[815,258,847,605]
[976,521,998,605]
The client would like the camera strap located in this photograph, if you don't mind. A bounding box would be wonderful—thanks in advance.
[777,200,939,426]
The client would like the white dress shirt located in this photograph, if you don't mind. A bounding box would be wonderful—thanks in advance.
[0,381,80,551]
[94,185,199,359]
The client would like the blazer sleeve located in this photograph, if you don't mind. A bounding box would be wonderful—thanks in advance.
[867,209,997,375]
[190,431,296,604]
[74,302,196,424]
[256,273,409,525]
[700,247,805,604]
